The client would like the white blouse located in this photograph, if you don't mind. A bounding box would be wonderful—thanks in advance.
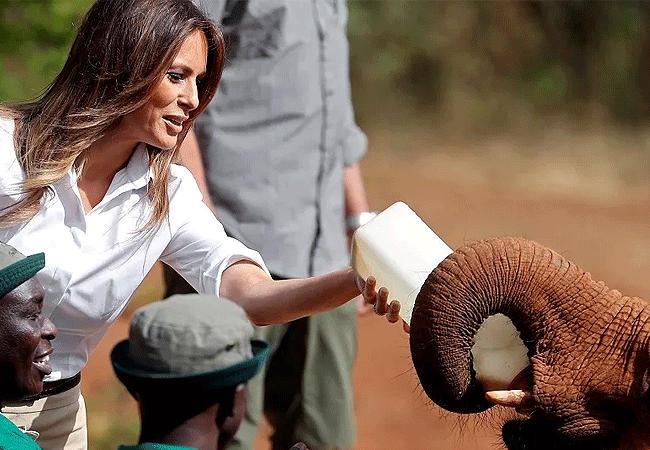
[0,118,269,380]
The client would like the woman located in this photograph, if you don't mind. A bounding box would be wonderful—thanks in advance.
[0,1,399,449]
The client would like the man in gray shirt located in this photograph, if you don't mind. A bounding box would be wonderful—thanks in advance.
[166,1,376,449]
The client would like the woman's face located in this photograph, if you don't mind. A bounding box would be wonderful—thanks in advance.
[0,278,57,401]
[120,29,208,150]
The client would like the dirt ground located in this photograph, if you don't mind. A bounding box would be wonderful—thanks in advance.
[82,130,650,450]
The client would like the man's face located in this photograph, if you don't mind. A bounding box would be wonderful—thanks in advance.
[0,278,56,401]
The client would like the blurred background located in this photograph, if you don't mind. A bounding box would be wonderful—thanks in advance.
[1,1,650,449]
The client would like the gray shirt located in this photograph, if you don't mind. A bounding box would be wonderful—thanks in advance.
[194,0,368,278]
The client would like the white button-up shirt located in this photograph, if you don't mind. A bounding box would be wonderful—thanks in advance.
[0,118,268,380]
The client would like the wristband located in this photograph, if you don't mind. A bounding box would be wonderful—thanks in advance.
[346,211,377,232]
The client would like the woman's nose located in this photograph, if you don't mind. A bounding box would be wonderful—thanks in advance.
[181,79,200,111]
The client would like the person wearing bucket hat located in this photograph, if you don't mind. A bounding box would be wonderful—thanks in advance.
[0,241,57,449]
[112,294,284,450]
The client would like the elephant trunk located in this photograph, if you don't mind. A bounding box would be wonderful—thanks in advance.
[409,237,595,414]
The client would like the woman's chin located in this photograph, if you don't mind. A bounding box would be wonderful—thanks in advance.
[141,132,179,151]
[152,139,178,151]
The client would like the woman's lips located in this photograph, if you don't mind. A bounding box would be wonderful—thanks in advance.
[163,116,184,133]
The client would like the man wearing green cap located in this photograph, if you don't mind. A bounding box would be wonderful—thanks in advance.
[112,294,308,450]
[0,241,57,449]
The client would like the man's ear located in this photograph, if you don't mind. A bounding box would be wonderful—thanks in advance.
[228,384,247,418]
[216,385,240,425]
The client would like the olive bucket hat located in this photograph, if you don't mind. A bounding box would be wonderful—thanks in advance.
[0,241,45,299]
[111,294,270,393]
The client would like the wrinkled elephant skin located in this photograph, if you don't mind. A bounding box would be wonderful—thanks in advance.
[410,237,650,450]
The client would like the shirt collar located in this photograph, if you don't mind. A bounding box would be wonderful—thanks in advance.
[102,143,153,203]
[123,143,154,186]
[66,143,154,207]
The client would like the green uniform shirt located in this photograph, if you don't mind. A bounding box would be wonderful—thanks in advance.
[117,444,195,450]
[0,414,41,450]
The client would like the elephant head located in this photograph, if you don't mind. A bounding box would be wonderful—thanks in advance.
[410,237,650,450]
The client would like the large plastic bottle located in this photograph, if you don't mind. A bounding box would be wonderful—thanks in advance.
[351,202,453,324]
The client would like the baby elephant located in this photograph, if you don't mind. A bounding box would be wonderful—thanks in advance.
[410,237,650,450]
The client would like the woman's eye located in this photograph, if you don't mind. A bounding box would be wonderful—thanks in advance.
[167,72,183,81]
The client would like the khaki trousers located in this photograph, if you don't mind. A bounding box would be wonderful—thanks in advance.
[1,384,87,450]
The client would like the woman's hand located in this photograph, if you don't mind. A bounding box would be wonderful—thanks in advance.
[355,295,375,316]
[355,275,401,324]
[355,275,411,333]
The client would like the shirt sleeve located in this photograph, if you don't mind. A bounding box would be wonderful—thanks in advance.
[340,120,368,168]
[338,2,368,168]
[160,164,270,296]
[0,117,27,212]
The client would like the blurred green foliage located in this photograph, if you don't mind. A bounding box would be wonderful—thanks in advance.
[348,1,650,137]
[0,0,92,103]
[1,1,648,137]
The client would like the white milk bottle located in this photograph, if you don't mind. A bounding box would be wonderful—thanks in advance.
[351,202,453,324]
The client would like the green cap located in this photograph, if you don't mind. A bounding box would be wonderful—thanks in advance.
[0,241,45,299]
[111,294,270,392]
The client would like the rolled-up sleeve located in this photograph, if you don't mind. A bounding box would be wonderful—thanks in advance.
[341,121,368,168]
[160,164,270,295]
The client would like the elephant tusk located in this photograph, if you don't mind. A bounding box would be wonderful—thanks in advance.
[484,389,530,408]
[485,389,524,406]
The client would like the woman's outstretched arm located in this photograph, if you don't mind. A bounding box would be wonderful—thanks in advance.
[219,260,400,326]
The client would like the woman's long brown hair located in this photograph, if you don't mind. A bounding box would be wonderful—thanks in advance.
[0,0,225,230]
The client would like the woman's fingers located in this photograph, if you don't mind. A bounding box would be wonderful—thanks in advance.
[374,287,389,315]
[362,276,377,305]
[386,300,400,323]
[358,276,404,327]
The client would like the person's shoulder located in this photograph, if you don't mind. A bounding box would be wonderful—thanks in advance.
[168,163,193,182]
[0,115,15,141]
[168,163,201,198]
[165,163,209,222]
[0,116,20,171]
[0,116,18,167]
